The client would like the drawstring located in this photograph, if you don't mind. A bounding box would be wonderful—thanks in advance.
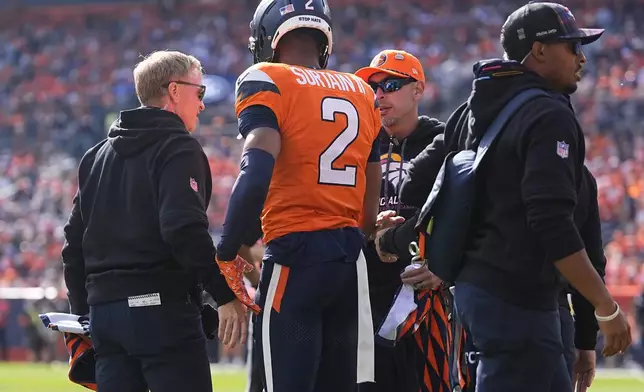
[384,141,394,211]
[395,139,407,216]
[383,137,407,214]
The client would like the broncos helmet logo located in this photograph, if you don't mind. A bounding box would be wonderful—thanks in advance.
[380,153,410,191]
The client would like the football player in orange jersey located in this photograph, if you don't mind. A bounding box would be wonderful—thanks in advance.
[214,1,384,392]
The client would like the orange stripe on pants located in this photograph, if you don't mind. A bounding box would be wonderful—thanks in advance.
[271,266,290,313]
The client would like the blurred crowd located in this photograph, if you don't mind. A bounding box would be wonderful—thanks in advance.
[0,0,643,299]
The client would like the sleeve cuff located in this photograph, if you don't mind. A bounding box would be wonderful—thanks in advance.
[379,227,396,254]
[69,300,90,317]
[206,268,236,306]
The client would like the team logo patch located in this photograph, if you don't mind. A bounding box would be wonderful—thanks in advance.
[372,53,387,67]
[190,177,199,192]
[380,153,411,190]
[556,141,569,159]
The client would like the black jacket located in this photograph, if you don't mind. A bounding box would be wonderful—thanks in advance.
[364,116,444,314]
[397,59,587,311]
[391,152,605,347]
[393,61,607,343]
[61,107,234,315]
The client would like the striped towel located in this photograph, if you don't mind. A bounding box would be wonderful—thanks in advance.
[39,312,96,391]
[375,265,452,391]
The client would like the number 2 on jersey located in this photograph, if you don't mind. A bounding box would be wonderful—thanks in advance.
[318,97,359,187]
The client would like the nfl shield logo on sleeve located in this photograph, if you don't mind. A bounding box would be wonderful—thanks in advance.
[556,141,569,159]
[190,177,198,192]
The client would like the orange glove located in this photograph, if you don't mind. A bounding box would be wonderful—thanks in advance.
[215,255,262,315]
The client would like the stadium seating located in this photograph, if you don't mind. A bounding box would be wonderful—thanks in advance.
[0,0,642,363]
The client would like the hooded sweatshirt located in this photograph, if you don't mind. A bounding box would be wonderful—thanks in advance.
[401,60,589,311]
[61,107,234,315]
[364,116,444,316]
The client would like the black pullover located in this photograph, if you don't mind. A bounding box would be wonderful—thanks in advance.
[62,107,234,315]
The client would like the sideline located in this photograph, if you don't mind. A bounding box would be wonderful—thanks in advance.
[209,363,644,381]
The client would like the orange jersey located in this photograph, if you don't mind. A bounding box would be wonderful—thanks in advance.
[234,62,381,243]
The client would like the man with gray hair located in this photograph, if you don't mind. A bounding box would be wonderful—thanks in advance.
[61,50,248,392]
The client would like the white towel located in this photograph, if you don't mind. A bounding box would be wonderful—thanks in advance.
[39,312,90,336]
[375,264,418,345]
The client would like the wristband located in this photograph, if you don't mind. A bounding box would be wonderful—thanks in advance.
[594,302,620,322]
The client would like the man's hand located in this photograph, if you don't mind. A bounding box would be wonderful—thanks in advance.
[573,349,596,392]
[217,299,248,348]
[595,301,632,357]
[375,229,398,263]
[400,265,442,290]
[373,210,405,263]
[376,210,405,230]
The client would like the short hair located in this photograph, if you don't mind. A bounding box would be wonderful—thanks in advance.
[133,50,202,106]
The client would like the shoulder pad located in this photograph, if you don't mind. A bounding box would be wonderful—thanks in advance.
[235,63,281,102]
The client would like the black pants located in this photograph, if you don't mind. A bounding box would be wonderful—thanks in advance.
[356,336,419,392]
[245,315,264,392]
[559,304,576,380]
[89,296,211,392]
[454,283,572,392]
[455,300,578,392]
[254,260,360,392]
[356,298,421,392]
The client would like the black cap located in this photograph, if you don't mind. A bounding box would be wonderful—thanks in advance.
[501,2,604,61]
